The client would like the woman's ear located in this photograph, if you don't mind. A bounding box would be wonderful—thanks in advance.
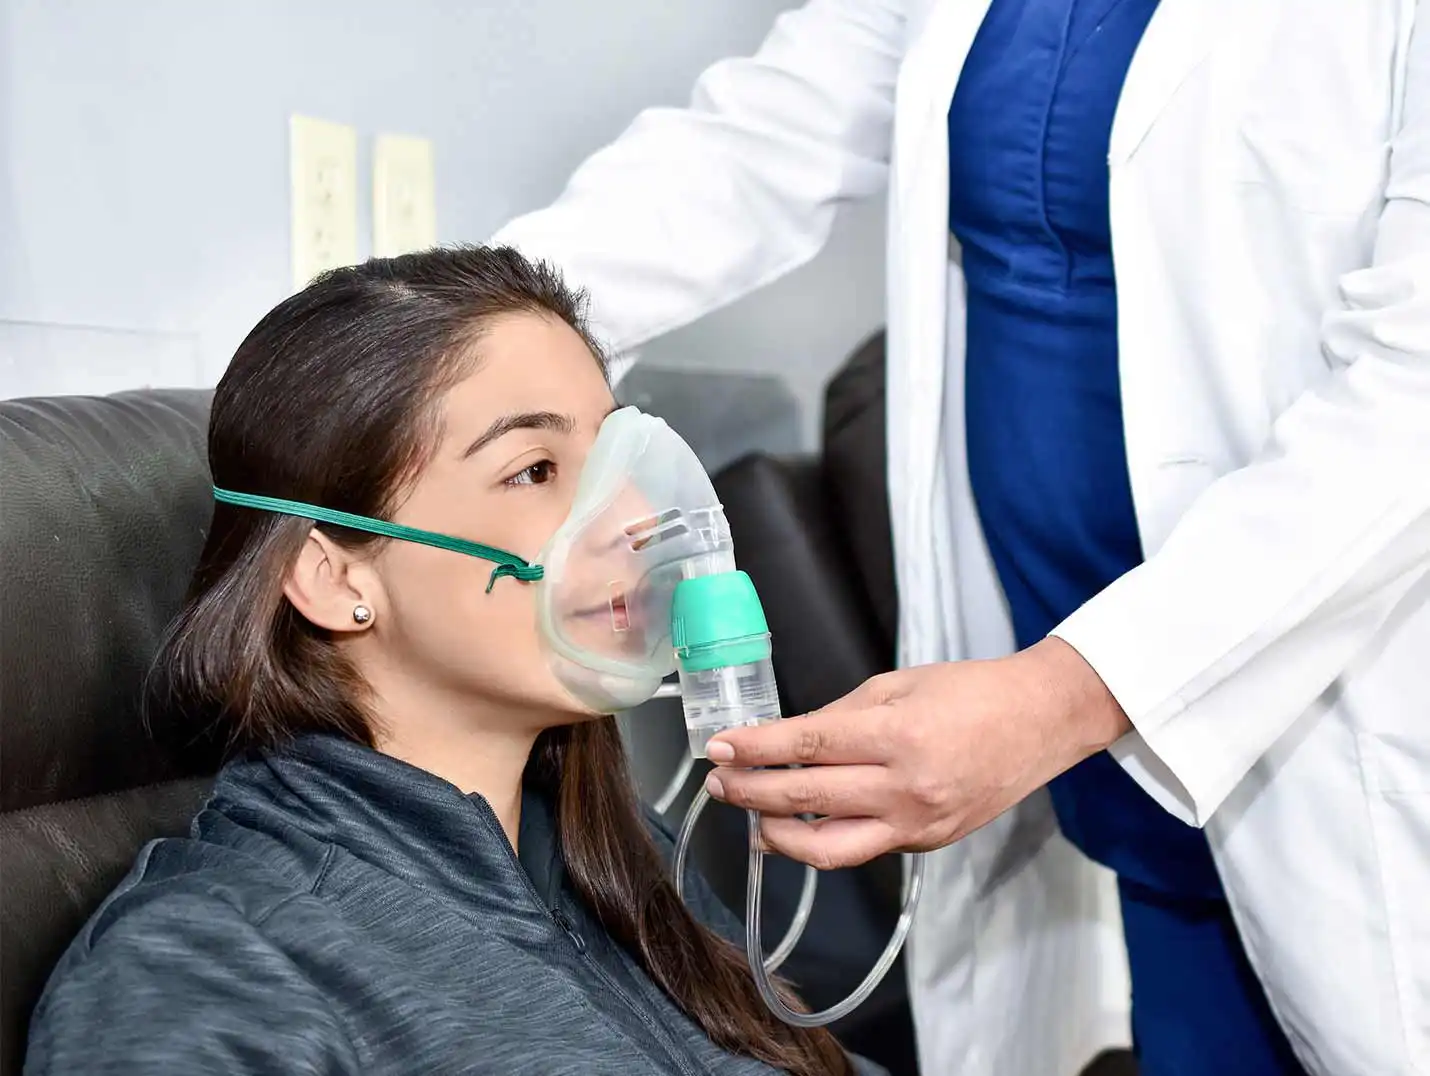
[284,528,383,633]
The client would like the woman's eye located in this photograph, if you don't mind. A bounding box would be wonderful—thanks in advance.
[507,459,556,487]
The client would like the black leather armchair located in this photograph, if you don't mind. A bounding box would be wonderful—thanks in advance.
[0,390,221,1075]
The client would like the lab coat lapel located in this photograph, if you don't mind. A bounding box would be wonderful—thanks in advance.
[886,0,993,669]
[893,0,993,192]
[1110,0,1243,164]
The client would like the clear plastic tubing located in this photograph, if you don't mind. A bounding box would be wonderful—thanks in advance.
[669,568,925,1026]
[674,778,924,1023]
[671,663,924,1024]
[652,752,697,817]
[745,819,925,1028]
[674,783,817,975]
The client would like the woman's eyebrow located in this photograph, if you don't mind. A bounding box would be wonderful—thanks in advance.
[462,410,575,458]
[461,402,620,459]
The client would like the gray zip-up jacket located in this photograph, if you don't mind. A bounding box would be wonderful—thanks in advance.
[24,735,882,1075]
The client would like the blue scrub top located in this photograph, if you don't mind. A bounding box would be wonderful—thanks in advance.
[948,0,1219,900]
[947,1,1306,1071]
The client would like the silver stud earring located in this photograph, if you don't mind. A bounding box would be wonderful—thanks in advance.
[352,604,373,625]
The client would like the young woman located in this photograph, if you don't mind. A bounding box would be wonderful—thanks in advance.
[24,246,875,1076]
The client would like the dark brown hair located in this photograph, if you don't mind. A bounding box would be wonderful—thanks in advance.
[152,246,854,1076]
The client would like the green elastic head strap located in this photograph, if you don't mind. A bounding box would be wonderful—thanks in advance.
[212,487,545,593]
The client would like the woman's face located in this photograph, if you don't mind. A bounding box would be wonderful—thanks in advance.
[363,311,617,726]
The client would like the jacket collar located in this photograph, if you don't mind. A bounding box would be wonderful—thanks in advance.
[212,734,565,921]
[516,785,566,910]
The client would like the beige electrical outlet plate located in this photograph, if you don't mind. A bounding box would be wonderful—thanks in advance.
[373,133,436,257]
[290,114,359,289]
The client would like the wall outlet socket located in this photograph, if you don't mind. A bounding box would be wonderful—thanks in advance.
[373,133,436,257]
[290,114,359,289]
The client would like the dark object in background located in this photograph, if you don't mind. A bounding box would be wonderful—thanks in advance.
[1085,1049,1142,1076]
[0,390,218,1076]
[819,331,898,660]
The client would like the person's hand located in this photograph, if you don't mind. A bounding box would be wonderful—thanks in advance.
[701,637,1132,869]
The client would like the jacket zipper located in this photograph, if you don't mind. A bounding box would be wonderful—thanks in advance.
[481,812,706,1076]
[548,907,704,1076]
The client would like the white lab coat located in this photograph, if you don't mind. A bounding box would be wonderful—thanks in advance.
[494,1,1430,1072]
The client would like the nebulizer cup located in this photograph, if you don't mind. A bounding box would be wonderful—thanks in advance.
[666,565,926,1028]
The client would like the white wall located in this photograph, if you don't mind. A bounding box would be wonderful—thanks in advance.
[0,0,885,444]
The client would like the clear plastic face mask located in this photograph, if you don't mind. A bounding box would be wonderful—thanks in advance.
[534,406,735,713]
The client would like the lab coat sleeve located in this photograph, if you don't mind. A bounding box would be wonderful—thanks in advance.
[490,0,905,364]
[1051,13,1430,826]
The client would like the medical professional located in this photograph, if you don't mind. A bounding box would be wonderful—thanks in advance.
[492,2,1430,1073]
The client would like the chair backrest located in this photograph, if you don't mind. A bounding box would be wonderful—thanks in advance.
[0,389,220,1076]
[821,330,896,659]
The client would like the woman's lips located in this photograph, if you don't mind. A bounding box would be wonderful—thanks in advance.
[569,591,632,631]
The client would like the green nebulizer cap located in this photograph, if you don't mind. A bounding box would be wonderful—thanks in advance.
[671,570,772,671]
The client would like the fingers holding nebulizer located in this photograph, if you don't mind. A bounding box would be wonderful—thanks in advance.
[664,552,824,977]
[660,518,923,1026]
